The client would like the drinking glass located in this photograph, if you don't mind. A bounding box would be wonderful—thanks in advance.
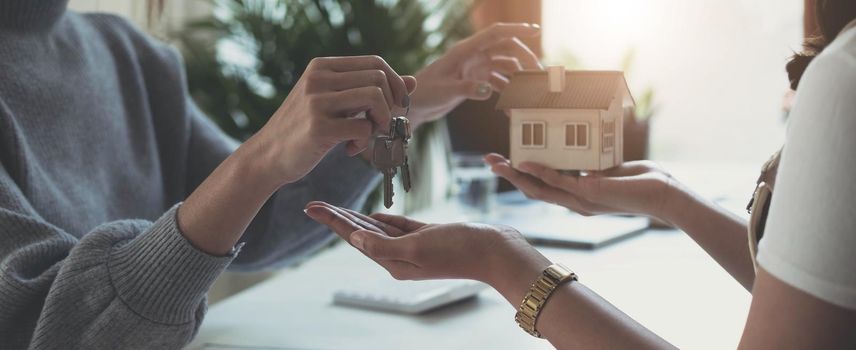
[451,153,498,218]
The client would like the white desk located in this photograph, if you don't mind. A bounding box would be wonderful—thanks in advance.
[188,163,756,350]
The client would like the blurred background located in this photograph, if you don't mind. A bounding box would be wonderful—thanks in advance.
[66,0,805,300]
[67,0,803,200]
[541,0,800,162]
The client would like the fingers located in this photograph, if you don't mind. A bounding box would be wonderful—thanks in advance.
[333,117,373,147]
[340,111,370,156]
[484,38,542,70]
[318,70,399,112]
[403,75,417,95]
[489,160,603,215]
[423,78,491,101]
[489,72,510,92]
[342,208,407,237]
[317,86,391,132]
[482,156,629,216]
[305,203,423,278]
[305,205,411,261]
[349,229,410,261]
[311,55,409,109]
[513,163,605,215]
[311,202,408,237]
[484,153,509,166]
[490,161,555,200]
[518,162,577,190]
[304,205,363,242]
[447,80,494,101]
[306,201,410,237]
[516,162,642,215]
[517,161,659,205]
[312,202,386,233]
[345,140,365,157]
[369,212,427,232]
[457,23,541,53]
[490,57,523,78]
[587,161,660,177]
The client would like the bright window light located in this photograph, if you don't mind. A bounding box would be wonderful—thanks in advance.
[543,0,803,163]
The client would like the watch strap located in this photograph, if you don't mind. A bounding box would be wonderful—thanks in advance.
[515,263,577,338]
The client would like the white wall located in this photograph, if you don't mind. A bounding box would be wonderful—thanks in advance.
[543,0,803,163]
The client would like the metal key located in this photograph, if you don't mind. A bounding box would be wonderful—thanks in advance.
[372,137,399,208]
[372,116,412,208]
[393,117,412,192]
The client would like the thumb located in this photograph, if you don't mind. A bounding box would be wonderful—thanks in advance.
[453,80,493,101]
[403,75,417,95]
[335,116,373,156]
[350,229,406,260]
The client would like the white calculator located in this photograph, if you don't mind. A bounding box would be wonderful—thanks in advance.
[333,279,488,314]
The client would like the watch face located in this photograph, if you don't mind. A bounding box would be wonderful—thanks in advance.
[544,267,562,281]
[545,264,574,282]
[545,264,571,277]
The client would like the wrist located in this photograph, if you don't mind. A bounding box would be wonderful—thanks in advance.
[233,136,289,192]
[661,180,703,230]
[484,234,551,305]
[656,175,691,226]
[178,140,282,255]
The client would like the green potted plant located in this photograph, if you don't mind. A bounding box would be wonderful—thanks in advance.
[621,49,657,161]
[623,88,655,161]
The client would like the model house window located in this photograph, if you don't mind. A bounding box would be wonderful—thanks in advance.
[602,120,615,152]
[564,123,589,148]
[521,122,546,147]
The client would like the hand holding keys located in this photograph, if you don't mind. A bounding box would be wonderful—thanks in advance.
[372,116,412,208]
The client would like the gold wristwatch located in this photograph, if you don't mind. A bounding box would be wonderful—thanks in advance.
[515,263,578,338]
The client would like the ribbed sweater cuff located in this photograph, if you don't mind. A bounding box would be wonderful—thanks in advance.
[108,204,238,325]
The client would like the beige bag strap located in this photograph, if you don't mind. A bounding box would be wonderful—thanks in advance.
[746,148,782,213]
[746,148,782,269]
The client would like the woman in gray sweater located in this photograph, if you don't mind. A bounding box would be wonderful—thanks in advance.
[0,0,541,348]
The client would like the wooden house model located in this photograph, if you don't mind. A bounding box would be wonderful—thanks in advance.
[496,66,635,171]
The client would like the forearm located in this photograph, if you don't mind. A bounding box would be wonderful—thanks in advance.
[665,183,755,290]
[0,206,234,348]
[487,249,674,349]
[178,137,280,255]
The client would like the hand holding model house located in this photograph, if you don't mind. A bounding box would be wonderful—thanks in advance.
[496,66,635,171]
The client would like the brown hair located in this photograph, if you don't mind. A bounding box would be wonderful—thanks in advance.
[786,0,856,90]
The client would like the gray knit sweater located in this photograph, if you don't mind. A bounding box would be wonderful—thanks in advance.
[0,1,380,349]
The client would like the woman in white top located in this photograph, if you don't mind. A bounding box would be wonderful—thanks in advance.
[305,0,856,348]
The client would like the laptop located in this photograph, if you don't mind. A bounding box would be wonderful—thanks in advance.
[488,191,650,250]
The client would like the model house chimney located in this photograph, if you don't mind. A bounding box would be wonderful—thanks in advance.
[547,66,565,93]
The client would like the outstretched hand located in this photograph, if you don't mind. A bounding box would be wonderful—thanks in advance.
[178,55,414,255]
[485,154,678,222]
[303,201,549,287]
[408,23,542,128]
[245,55,417,187]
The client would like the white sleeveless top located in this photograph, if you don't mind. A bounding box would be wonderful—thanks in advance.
[757,26,856,309]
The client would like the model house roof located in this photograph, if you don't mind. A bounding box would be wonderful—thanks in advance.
[496,70,635,110]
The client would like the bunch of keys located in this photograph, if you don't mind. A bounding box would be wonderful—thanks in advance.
[371,115,412,208]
